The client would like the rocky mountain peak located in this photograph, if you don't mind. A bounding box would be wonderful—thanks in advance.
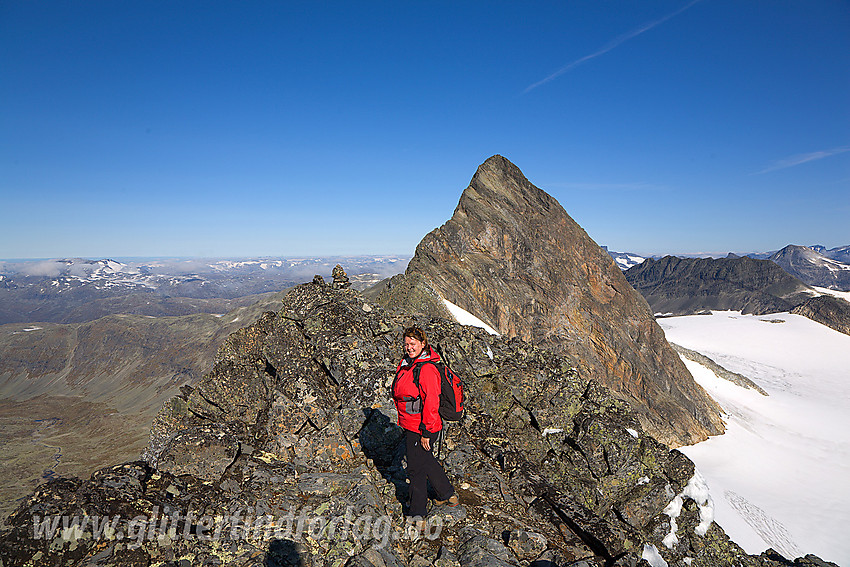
[768,245,850,292]
[625,255,814,316]
[391,156,724,447]
[456,155,560,219]
[771,245,822,263]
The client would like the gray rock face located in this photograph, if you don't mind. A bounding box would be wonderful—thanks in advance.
[378,155,723,447]
[1,278,831,566]
[365,272,454,321]
[624,255,813,316]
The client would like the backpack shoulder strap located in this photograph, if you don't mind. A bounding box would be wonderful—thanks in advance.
[412,360,444,391]
[390,366,404,399]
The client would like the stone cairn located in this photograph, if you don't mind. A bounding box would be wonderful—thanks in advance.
[332,264,351,289]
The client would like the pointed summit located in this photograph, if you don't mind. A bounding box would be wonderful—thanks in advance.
[389,155,724,446]
[461,154,559,213]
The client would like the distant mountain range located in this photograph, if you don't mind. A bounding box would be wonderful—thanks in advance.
[810,244,850,263]
[0,256,409,325]
[623,255,814,317]
[601,247,648,270]
[622,254,850,337]
[606,244,850,292]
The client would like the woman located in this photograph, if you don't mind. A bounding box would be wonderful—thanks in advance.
[392,326,458,519]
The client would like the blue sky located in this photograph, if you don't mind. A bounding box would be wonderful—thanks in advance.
[2,1,848,259]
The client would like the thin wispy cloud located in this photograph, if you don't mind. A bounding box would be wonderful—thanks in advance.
[524,0,702,94]
[755,146,850,174]
[545,181,668,192]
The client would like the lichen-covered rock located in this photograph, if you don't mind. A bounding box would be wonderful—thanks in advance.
[457,528,519,567]
[156,423,240,481]
[0,278,837,567]
[506,529,547,561]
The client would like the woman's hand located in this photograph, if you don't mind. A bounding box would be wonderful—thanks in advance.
[420,436,431,451]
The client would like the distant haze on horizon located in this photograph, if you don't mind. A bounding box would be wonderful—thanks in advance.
[1,246,841,267]
[2,1,848,259]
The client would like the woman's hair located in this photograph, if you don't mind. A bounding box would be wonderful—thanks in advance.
[402,326,429,348]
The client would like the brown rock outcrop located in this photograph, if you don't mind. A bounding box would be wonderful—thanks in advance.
[380,155,724,446]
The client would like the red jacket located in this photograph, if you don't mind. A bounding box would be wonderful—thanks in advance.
[393,346,443,435]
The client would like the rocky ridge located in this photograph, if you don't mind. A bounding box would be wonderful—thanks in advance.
[668,344,767,396]
[0,273,835,567]
[790,295,850,336]
[374,155,723,448]
[623,256,814,317]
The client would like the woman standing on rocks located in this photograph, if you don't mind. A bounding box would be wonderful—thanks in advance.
[392,326,459,520]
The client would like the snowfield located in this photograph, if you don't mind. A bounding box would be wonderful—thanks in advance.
[659,312,850,565]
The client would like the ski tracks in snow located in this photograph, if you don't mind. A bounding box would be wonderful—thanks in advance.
[725,490,801,560]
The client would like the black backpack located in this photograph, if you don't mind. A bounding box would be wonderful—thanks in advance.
[412,360,465,422]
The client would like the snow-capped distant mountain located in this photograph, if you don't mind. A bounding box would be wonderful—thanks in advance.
[0,256,408,287]
[0,256,410,325]
[810,244,850,265]
[603,247,648,270]
[606,245,850,290]
[769,245,850,291]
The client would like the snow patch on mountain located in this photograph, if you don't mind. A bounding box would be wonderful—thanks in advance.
[812,286,850,301]
[442,298,500,336]
[662,470,714,549]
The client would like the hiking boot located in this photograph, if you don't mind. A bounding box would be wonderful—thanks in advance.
[433,493,459,507]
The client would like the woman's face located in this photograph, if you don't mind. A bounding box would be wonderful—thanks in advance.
[404,336,425,359]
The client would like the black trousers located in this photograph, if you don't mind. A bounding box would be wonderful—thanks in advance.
[405,428,453,517]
